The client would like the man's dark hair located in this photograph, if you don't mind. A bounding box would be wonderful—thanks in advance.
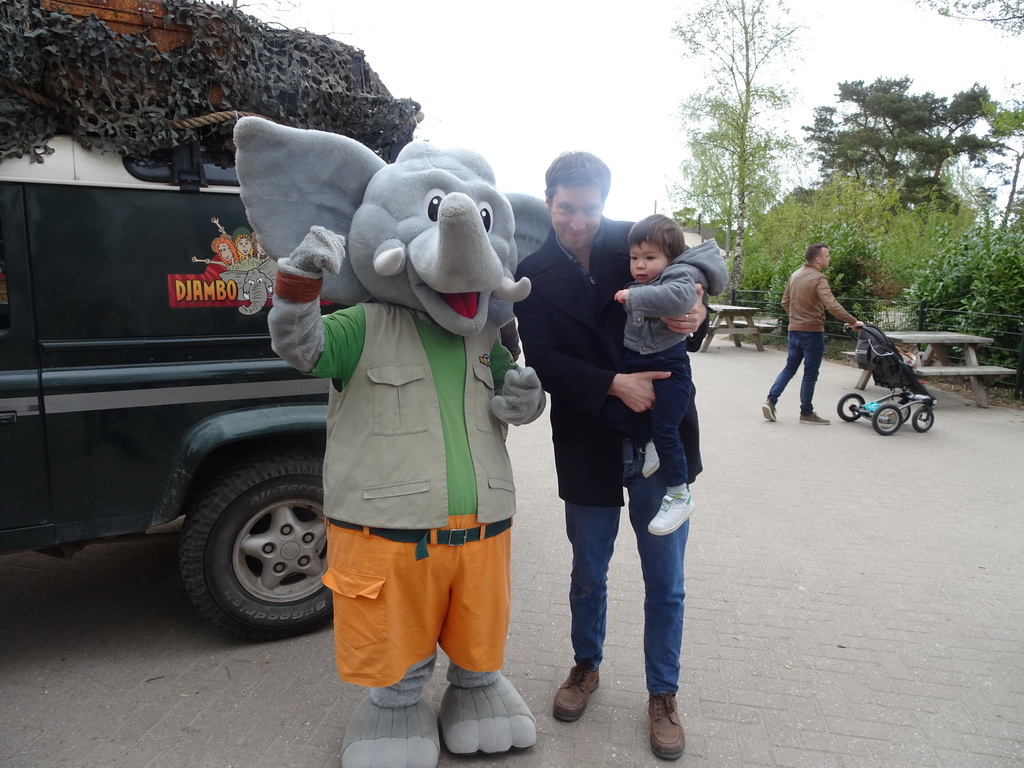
[805,243,829,262]
[544,151,611,202]
[627,214,688,259]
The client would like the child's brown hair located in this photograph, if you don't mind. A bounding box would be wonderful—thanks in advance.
[627,214,688,259]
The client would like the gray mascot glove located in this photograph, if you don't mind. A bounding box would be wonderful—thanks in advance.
[269,226,346,373]
[491,365,546,426]
[278,225,345,278]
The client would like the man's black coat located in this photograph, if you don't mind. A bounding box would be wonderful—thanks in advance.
[515,219,706,507]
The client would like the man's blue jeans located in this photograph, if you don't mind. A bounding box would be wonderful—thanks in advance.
[564,441,688,695]
[768,330,824,415]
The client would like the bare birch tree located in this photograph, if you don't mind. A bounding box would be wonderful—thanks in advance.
[673,0,800,293]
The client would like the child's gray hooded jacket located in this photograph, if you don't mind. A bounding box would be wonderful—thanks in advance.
[621,239,728,355]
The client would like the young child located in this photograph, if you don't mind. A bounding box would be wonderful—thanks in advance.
[604,214,727,535]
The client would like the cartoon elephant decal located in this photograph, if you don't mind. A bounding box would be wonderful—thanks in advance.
[220,259,275,315]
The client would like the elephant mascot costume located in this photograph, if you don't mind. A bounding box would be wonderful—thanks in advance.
[233,117,551,768]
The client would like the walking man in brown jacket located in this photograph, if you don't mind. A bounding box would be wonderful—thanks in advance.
[763,243,863,425]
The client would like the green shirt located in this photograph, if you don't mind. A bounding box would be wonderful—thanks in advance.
[312,304,512,516]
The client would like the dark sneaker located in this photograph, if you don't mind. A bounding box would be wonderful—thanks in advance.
[552,663,599,722]
[649,693,685,759]
[799,412,831,425]
[762,400,776,422]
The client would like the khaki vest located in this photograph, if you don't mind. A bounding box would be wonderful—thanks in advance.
[323,303,516,528]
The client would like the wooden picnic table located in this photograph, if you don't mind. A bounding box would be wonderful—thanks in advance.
[852,330,1013,408]
[700,304,775,352]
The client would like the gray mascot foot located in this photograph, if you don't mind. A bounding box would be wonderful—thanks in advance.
[439,675,537,754]
[340,695,440,768]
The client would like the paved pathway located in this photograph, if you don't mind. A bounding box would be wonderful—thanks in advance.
[2,338,1022,767]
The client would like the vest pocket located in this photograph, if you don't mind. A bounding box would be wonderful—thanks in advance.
[366,365,428,435]
[485,475,517,520]
[322,566,387,649]
[472,363,500,434]
[362,479,430,499]
[488,476,516,492]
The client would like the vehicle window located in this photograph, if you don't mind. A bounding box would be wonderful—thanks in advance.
[123,148,239,187]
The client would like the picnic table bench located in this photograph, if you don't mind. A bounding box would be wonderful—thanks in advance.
[700,304,777,352]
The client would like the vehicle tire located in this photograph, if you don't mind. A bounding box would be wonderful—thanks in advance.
[912,406,935,433]
[837,393,865,422]
[871,405,903,436]
[179,452,331,641]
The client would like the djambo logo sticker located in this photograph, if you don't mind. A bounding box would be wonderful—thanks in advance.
[167,216,275,315]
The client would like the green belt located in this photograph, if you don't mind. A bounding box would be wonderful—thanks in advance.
[327,517,512,560]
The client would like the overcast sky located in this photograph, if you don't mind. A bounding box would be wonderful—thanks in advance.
[249,0,1019,220]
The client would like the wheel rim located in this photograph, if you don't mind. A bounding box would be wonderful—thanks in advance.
[838,394,865,421]
[231,499,327,603]
[913,408,934,432]
[874,406,901,434]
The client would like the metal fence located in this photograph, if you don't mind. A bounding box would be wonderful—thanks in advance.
[727,289,1024,400]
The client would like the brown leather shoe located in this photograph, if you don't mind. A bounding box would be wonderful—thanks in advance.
[552,663,599,721]
[649,693,685,759]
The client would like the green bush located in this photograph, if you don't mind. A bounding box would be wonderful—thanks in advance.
[910,225,1023,311]
[909,224,1024,365]
[881,205,974,294]
[742,177,975,303]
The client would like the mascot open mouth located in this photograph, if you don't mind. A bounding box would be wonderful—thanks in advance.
[440,292,479,318]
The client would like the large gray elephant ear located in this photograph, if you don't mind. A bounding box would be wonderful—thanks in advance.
[507,192,550,266]
[234,118,385,264]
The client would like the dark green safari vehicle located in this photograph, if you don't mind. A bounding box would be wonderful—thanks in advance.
[0,137,332,640]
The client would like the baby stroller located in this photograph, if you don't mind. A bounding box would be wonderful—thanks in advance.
[837,323,937,436]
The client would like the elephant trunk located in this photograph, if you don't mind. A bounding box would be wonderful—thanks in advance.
[409,192,503,294]
[238,283,268,315]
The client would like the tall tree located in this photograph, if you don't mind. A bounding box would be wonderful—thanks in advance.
[673,0,800,293]
[674,93,792,263]
[916,1,1024,34]
[673,102,739,255]
[805,78,997,208]
[984,99,1024,228]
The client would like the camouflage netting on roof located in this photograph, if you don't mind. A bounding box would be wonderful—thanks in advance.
[0,0,422,162]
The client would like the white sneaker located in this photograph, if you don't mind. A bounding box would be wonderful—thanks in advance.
[648,491,694,536]
[641,440,660,478]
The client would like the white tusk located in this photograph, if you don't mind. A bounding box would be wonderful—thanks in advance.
[374,246,406,276]
[492,275,531,302]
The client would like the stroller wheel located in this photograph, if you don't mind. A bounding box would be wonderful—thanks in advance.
[912,406,935,433]
[837,393,865,422]
[872,404,903,436]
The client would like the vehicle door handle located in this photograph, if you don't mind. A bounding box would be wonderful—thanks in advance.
[0,411,16,425]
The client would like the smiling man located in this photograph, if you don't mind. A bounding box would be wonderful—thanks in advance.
[514,151,708,760]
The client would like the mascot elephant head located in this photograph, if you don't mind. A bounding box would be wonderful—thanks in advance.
[233,119,549,336]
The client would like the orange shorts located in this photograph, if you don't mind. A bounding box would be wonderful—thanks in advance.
[323,515,512,688]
